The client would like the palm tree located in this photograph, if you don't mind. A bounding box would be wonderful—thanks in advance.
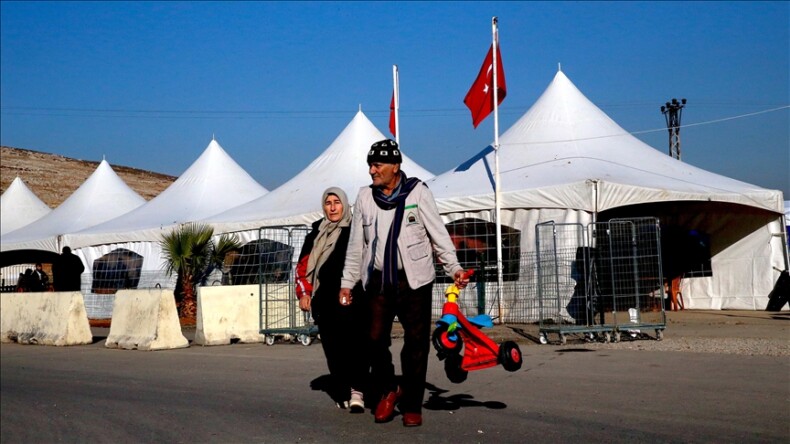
[160,223,241,323]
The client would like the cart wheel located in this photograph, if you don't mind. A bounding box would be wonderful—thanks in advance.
[444,353,468,384]
[298,334,312,346]
[498,341,523,372]
[265,335,275,346]
[432,325,463,355]
[614,332,621,343]
[539,333,548,345]
[656,329,664,341]
[559,334,567,345]
[603,332,612,343]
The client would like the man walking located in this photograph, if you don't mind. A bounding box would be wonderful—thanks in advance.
[339,139,469,427]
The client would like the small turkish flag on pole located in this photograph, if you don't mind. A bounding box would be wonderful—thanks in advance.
[390,65,399,142]
[463,42,506,128]
[389,92,396,137]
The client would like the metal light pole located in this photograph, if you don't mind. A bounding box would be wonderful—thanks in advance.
[661,98,686,160]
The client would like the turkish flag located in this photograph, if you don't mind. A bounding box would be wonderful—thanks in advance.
[389,92,396,137]
[464,44,507,128]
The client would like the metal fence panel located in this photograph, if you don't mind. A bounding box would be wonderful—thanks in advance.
[534,218,666,344]
[256,226,317,345]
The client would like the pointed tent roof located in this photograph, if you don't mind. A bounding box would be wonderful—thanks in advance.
[1,161,146,252]
[1,177,52,236]
[64,139,269,248]
[428,70,782,215]
[205,110,434,233]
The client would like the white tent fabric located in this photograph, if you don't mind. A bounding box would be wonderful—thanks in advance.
[1,161,146,252]
[63,139,268,249]
[429,70,782,215]
[1,177,52,236]
[205,110,434,238]
[56,139,267,285]
[428,70,785,311]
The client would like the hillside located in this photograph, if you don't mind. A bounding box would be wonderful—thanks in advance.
[0,146,176,208]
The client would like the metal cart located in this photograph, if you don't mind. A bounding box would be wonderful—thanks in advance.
[536,218,666,344]
[256,225,318,346]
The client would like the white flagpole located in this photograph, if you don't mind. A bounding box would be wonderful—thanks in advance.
[491,16,504,323]
[393,64,400,145]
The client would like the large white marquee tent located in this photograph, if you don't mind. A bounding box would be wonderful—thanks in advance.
[0,177,52,236]
[62,139,269,275]
[1,160,146,253]
[428,70,786,310]
[205,110,434,241]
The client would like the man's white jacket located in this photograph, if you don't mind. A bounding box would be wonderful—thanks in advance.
[341,183,463,291]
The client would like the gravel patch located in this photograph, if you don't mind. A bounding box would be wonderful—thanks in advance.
[562,335,790,356]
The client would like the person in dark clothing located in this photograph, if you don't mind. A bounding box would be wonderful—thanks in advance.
[31,263,50,291]
[295,187,369,412]
[52,246,85,291]
[17,269,34,292]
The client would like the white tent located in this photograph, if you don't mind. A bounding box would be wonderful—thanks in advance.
[205,110,434,240]
[1,160,146,253]
[0,177,52,236]
[428,70,786,311]
[63,139,268,275]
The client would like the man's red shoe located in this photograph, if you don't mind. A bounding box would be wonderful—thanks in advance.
[402,412,422,427]
[374,387,402,423]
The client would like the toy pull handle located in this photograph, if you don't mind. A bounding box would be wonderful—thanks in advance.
[445,269,475,303]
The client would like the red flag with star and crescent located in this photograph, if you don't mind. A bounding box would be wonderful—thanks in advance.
[463,43,507,128]
[389,92,396,137]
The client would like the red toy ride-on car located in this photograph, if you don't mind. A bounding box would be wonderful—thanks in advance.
[432,270,522,383]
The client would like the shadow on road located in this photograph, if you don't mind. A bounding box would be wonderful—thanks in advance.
[423,382,506,411]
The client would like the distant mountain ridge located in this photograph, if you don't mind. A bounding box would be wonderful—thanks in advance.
[0,146,176,208]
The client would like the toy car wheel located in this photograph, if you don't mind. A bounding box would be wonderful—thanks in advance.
[499,341,523,372]
[432,325,463,355]
[444,353,468,384]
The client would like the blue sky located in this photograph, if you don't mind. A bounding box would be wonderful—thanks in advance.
[1,2,788,196]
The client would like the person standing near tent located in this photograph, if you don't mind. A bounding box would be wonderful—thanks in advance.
[31,263,49,291]
[338,139,469,427]
[52,246,85,291]
[295,187,369,412]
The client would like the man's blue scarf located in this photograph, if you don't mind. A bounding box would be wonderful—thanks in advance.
[372,171,421,289]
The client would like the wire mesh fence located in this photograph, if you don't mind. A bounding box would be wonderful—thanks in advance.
[1,217,665,329]
[533,218,666,344]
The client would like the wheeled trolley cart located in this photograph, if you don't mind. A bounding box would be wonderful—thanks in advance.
[256,225,318,346]
[535,218,666,344]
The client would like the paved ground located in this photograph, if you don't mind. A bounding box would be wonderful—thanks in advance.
[1,310,788,443]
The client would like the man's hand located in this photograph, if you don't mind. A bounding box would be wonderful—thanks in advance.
[454,270,470,289]
[339,288,352,306]
[298,296,311,312]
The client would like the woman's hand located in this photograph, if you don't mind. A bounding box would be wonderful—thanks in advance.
[298,296,311,312]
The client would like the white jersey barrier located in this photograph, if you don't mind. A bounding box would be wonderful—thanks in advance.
[0,291,92,346]
[105,289,188,351]
[194,285,265,346]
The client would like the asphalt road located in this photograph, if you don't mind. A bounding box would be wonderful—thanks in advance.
[2,331,788,443]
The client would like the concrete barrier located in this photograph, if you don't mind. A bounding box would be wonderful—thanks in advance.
[0,291,92,346]
[194,285,265,345]
[105,289,188,351]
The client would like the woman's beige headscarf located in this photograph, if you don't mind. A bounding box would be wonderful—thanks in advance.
[305,187,352,294]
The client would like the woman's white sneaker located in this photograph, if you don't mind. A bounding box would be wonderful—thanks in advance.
[349,390,364,413]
